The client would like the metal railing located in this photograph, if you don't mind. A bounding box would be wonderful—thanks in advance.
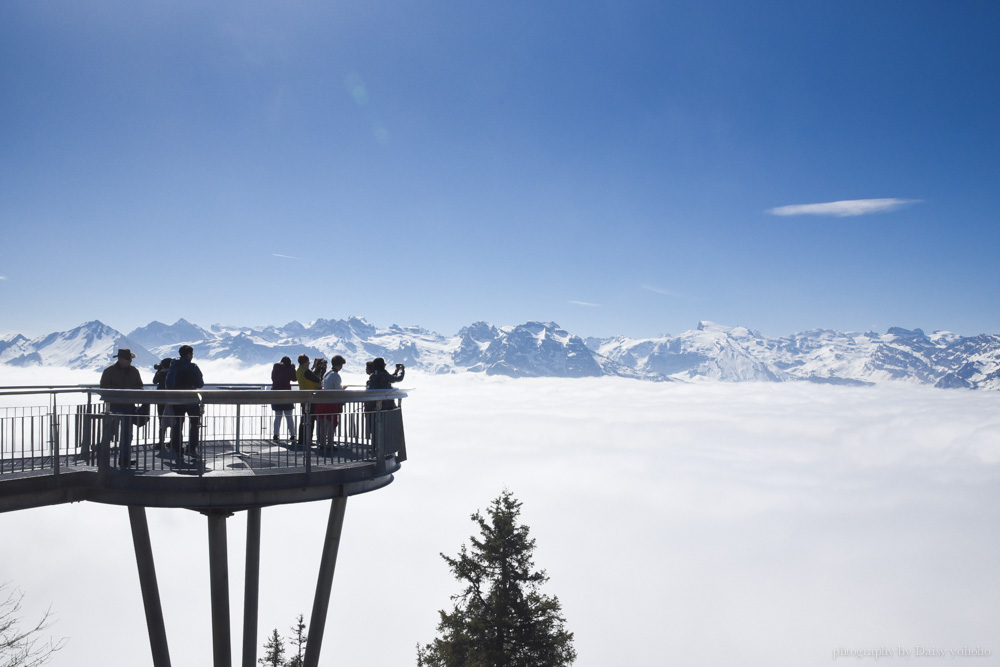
[0,384,407,478]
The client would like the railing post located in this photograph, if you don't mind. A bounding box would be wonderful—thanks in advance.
[50,391,60,476]
[97,407,111,474]
[82,391,94,464]
[198,396,206,478]
[304,400,312,474]
[373,411,385,474]
[235,403,242,454]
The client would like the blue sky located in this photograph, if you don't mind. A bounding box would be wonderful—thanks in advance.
[2,1,998,339]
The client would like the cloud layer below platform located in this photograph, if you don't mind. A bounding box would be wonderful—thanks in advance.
[2,371,998,665]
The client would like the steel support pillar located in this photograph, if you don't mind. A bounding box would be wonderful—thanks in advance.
[128,506,171,667]
[241,508,261,667]
[303,496,348,667]
[207,511,233,667]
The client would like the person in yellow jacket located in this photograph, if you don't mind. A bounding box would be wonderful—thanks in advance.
[296,354,322,445]
[296,354,322,389]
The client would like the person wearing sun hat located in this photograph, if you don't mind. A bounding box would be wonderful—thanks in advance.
[99,348,145,469]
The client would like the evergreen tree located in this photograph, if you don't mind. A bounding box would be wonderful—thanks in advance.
[417,490,576,667]
[259,628,286,667]
[286,614,308,667]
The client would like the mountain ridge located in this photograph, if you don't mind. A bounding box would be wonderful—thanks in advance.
[1,318,997,390]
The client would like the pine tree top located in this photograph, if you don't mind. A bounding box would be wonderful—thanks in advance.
[418,489,576,667]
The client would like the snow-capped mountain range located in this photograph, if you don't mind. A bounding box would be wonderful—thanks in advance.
[2,318,998,390]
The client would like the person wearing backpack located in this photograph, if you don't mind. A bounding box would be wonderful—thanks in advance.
[270,356,297,444]
[151,357,174,450]
[165,345,204,461]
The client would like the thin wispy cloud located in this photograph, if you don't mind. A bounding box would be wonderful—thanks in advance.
[641,285,683,298]
[0,276,7,281]
[767,198,920,217]
[568,300,601,307]
[272,253,303,260]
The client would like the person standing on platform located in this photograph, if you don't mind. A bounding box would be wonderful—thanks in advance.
[151,357,174,450]
[166,345,204,461]
[367,357,405,395]
[365,357,404,441]
[317,355,346,450]
[270,356,297,443]
[99,348,145,469]
[296,354,322,446]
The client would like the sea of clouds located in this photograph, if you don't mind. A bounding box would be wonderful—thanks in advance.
[1,366,999,665]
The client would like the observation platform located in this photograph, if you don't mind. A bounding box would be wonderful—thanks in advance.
[0,384,408,513]
[0,382,409,667]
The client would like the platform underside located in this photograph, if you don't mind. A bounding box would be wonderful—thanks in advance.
[0,437,398,513]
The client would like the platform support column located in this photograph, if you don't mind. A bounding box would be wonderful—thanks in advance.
[128,506,171,667]
[241,508,261,667]
[207,511,233,667]
[303,496,348,667]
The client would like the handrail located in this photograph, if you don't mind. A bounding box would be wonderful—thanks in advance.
[0,384,409,401]
[94,388,408,405]
[0,385,107,396]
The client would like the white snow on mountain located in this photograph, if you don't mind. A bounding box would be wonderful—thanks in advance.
[470,322,604,378]
[1,317,998,390]
[0,321,157,371]
[593,321,781,382]
[127,318,212,349]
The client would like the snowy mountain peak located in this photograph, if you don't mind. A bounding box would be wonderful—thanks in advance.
[128,319,212,350]
[694,321,762,339]
[1,333,29,346]
[458,321,498,340]
[884,327,928,342]
[4,321,157,371]
[471,322,603,378]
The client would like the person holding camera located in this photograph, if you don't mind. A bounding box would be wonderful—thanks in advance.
[366,357,404,390]
[364,357,405,442]
[366,357,405,404]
